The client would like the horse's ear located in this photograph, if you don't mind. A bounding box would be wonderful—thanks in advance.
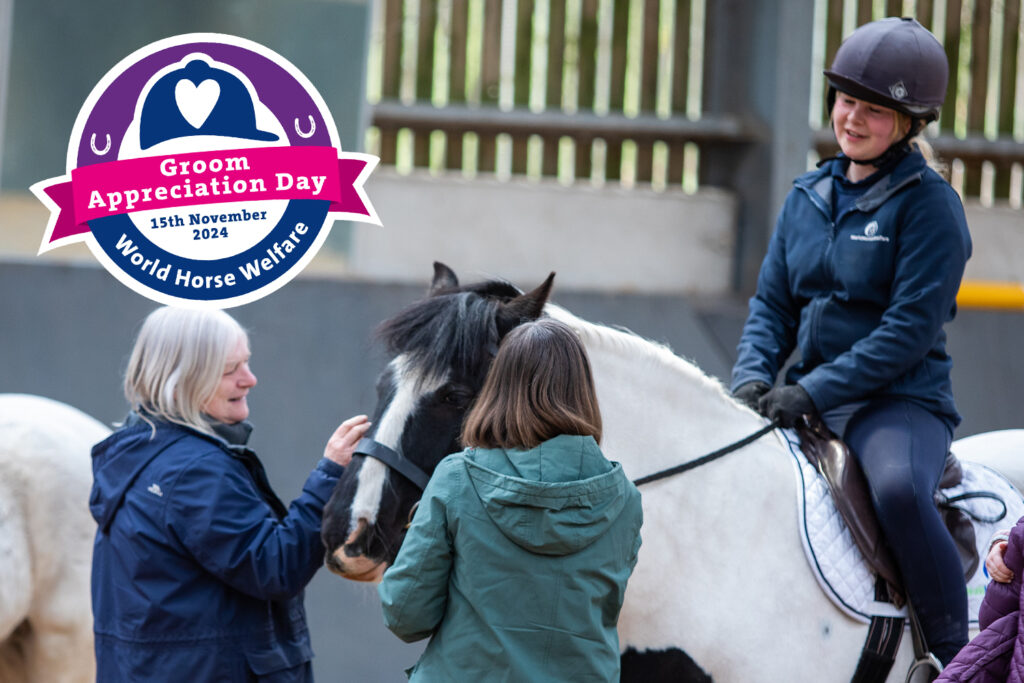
[496,272,555,337]
[429,262,459,295]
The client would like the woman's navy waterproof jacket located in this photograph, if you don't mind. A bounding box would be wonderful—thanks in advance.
[89,417,343,681]
[730,151,971,423]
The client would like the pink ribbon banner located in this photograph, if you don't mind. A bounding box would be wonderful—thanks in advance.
[39,146,372,244]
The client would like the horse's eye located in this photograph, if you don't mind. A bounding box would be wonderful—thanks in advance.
[437,386,471,407]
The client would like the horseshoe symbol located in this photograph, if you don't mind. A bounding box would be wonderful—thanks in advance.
[295,115,316,138]
[90,133,112,156]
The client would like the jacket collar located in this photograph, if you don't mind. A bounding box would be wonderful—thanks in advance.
[196,418,287,520]
[797,150,927,215]
[208,418,254,447]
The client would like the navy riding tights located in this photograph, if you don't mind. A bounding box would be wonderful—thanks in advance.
[823,398,967,665]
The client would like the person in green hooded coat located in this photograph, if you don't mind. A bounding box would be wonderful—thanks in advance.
[378,317,643,682]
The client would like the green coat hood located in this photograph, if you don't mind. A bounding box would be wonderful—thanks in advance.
[378,434,643,682]
[464,434,630,555]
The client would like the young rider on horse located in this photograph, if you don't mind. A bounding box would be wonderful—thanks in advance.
[730,18,972,666]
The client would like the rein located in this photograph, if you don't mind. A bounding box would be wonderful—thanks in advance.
[358,421,782,491]
[632,420,780,487]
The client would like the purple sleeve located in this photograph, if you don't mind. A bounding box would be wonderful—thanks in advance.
[979,518,1024,630]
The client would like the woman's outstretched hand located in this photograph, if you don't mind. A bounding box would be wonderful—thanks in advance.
[324,415,372,467]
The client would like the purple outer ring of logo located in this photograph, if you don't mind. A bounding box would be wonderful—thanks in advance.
[75,41,333,169]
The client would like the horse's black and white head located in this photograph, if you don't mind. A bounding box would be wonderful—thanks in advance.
[321,262,554,581]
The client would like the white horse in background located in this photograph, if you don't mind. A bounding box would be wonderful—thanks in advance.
[0,394,108,683]
[951,429,1024,487]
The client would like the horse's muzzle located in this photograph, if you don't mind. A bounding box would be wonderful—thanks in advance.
[324,518,388,582]
[325,549,386,582]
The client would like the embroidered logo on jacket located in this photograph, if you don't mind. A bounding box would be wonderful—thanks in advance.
[147,483,164,497]
[850,220,890,242]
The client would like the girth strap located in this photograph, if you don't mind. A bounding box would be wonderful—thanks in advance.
[354,437,431,490]
[849,577,905,682]
[851,614,905,683]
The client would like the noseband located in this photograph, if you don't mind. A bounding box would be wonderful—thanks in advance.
[354,438,432,490]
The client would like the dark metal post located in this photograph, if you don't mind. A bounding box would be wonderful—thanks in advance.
[701,0,815,295]
[0,0,11,189]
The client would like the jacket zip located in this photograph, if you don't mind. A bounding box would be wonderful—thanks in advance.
[795,183,839,364]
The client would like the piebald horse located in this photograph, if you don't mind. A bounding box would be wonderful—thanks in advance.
[321,263,1024,681]
[0,394,108,683]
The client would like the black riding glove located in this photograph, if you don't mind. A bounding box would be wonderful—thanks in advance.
[732,381,770,410]
[758,384,818,428]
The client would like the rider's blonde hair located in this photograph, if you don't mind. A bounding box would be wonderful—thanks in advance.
[891,111,947,177]
[124,306,248,436]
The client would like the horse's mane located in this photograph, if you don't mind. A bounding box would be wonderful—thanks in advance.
[376,281,520,379]
[376,280,737,408]
[545,304,735,402]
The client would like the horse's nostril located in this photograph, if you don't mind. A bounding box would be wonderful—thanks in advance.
[343,518,371,556]
[343,527,371,557]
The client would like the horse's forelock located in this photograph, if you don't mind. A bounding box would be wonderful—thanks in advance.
[377,290,501,380]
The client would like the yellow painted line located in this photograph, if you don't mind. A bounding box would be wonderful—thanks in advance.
[957,280,1024,310]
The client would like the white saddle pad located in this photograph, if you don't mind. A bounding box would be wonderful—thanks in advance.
[784,428,1024,624]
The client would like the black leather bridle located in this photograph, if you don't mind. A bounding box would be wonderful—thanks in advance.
[354,437,431,490]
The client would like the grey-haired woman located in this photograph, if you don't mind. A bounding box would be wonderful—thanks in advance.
[90,306,369,681]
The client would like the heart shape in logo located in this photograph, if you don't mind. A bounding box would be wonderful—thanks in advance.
[174,79,221,130]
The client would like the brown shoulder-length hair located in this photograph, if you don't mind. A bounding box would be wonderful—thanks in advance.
[461,318,602,449]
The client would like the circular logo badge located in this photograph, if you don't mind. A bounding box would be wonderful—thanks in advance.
[889,81,908,101]
[32,33,379,308]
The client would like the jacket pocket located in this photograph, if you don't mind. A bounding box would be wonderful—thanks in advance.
[244,640,314,676]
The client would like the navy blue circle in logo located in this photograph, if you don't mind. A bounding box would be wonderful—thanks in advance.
[91,199,328,301]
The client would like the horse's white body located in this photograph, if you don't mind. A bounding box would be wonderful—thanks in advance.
[952,430,1024,490]
[0,394,109,683]
[548,306,1024,681]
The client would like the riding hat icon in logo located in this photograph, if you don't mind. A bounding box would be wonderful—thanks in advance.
[32,34,380,308]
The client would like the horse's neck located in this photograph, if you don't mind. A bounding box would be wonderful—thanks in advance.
[546,306,773,479]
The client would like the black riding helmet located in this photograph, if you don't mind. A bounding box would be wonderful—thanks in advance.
[824,17,949,166]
